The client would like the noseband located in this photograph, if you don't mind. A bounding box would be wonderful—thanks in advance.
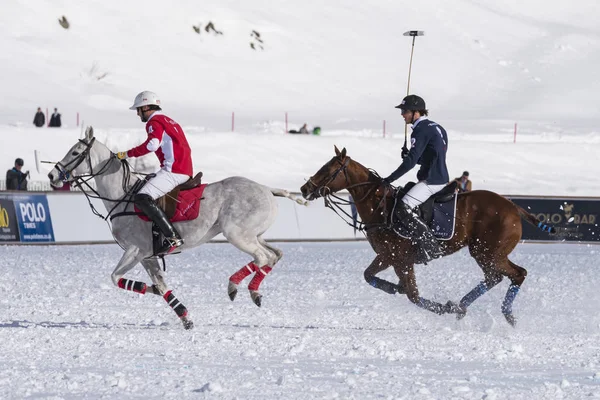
[54,137,96,182]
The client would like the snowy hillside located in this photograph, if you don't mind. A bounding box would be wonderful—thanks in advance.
[1,0,599,195]
[2,0,600,130]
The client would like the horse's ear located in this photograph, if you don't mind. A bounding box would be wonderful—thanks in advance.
[341,147,347,158]
[334,145,341,156]
[85,126,94,141]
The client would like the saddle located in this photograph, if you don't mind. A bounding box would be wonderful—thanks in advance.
[394,180,458,225]
[155,172,203,219]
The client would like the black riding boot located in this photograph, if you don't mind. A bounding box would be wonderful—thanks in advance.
[135,194,184,254]
[396,203,444,262]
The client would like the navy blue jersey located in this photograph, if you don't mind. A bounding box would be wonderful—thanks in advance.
[386,118,449,185]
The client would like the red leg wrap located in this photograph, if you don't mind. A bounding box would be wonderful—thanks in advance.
[248,266,273,291]
[229,262,259,284]
[118,278,147,294]
[163,290,188,318]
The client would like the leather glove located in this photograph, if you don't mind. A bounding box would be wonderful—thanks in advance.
[382,177,392,186]
[401,146,409,159]
[116,151,128,160]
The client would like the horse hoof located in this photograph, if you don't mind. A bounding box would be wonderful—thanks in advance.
[504,313,516,327]
[250,291,262,307]
[182,318,194,330]
[444,301,466,317]
[228,281,238,301]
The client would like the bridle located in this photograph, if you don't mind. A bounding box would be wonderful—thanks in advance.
[53,138,142,221]
[306,157,393,232]
[53,137,97,182]
[306,157,351,199]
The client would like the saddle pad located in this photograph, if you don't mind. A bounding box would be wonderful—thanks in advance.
[135,184,207,222]
[430,194,458,240]
[395,193,458,241]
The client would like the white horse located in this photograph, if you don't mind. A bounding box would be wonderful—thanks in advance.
[47,127,305,329]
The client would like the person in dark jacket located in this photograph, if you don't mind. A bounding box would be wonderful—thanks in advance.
[49,108,62,127]
[6,158,29,191]
[33,107,45,127]
[383,94,449,261]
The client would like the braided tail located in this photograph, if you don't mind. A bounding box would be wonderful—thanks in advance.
[514,204,556,233]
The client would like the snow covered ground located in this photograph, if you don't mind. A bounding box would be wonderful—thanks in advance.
[1,242,599,399]
[2,1,600,398]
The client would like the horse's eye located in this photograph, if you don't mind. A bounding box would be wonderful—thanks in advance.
[71,151,79,156]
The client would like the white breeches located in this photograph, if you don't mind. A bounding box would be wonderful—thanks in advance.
[138,169,190,200]
[402,182,448,209]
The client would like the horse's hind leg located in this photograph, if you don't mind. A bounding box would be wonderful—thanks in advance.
[259,236,283,264]
[499,259,527,327]
[226,233,278,307]
[454,270,503,320]
[141,258,193,330]
[469,249,527,326]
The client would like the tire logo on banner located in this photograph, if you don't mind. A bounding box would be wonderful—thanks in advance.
[13,194,55,242]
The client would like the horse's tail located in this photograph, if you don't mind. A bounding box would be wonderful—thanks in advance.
[270,188,309,206]
[514,203,556,234]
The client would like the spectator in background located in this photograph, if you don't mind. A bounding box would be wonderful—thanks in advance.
[455,171,472,193]
[6,158,28,191]
[49,108,62,127]
[288,123,310,134]
[299,123,309,134]
[33,107,45,127]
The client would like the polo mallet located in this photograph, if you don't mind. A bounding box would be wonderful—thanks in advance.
[34,149,56,174]
[402,30,425,152]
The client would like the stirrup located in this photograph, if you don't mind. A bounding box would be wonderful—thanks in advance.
[161,236,184,254]
[421,244,444,261]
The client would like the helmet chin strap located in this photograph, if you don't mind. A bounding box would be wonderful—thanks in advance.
[409,111,416,124]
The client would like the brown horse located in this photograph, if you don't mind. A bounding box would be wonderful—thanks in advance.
[300,146,555,326]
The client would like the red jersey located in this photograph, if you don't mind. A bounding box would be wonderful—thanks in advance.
[126,112,193,176]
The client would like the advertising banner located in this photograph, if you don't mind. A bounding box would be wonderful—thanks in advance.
[12,194,55,242]
[0,194,20,242]
[507,196,599,242]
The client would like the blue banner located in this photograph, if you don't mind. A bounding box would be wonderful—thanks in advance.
[12,194,55,242]
[507,196,599,242]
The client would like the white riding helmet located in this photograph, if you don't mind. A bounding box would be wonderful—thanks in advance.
[129,91,161,110]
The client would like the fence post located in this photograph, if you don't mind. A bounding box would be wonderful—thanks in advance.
[514,122,518,143]
[77,112,79,127]
[285,112,288,134]
[46,108,49,127]
[383,120,386,138]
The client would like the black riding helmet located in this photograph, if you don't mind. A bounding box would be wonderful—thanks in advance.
[15,158,24,166]
[395,94,426,111]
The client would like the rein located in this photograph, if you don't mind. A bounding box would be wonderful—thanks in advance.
[307,158,394,233]
[54,139,144,221]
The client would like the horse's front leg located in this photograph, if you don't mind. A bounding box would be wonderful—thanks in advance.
[141,258,193,330]
[363,255,401,295]
[111,246,146,293]
[400,266,460,315]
